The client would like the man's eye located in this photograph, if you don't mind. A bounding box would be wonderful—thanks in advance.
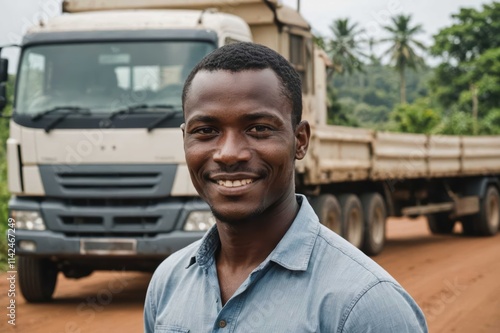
[194,127,217,135]
[248,125,272,133]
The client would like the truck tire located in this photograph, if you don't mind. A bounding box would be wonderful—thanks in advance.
[472,186,500,236]
[361,193,386,255]
[19,257,58,303]
[339,194,364,249]
[310,194,341,234]
[427,213,455,235]
[461,186,500,236]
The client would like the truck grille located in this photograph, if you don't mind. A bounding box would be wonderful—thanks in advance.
[114,216,160,226]
[39,164,177,198]
[41,198,185,235]
[60,216,160,227]
[64,232,158,238]
[61,216,103,225]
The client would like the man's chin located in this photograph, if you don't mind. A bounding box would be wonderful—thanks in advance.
[210,204,264,226]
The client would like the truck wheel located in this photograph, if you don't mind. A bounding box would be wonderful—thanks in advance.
[361,193,386,255]
[19,257,58,303]
[427,213,455,234]
[339,194,364,249]
[474,186,500,236]
[310,194,341,234]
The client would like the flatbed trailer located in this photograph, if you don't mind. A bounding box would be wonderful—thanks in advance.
[298,125,500,254]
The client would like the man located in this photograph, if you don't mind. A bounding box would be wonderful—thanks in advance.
[144,42,428,332]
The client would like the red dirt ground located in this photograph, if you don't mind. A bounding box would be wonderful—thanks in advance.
[1,217,499,332]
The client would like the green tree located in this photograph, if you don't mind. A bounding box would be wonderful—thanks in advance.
[434,109,475,135]
[479,108,500,135]
[381,15,426,104]
[331,61,432,129]
[390,98,440,134]
[430,3,500,133]
[326,18,366,76]
[326,86,359,127]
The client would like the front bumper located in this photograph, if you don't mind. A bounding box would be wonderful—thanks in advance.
[10,196,210,258]
[14,229,205,257]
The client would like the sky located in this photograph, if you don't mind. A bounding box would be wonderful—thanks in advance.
[0,0,492,73]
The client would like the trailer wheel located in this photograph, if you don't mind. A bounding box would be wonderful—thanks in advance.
[427,213,455,234]
[310,194,341,234]
[19,257,58,303]
[339,194,364,249]
[475,186,500,236]
[361,193,386,255]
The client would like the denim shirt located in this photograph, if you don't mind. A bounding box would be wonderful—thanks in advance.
[144,195,428,333]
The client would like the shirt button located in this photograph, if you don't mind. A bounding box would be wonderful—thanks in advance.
[219,320,227,328]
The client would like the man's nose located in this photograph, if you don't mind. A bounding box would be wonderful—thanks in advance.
[213,131,251,166]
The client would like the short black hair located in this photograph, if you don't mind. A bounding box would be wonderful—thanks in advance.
[182,42,302,126]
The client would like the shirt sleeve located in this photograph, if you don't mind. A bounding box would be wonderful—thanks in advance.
[144,278,157,333]
[340,281,428,333]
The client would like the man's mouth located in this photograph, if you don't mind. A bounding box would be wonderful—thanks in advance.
[216,179,254,188]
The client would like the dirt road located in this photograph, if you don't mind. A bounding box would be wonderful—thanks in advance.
[1,217,499,333]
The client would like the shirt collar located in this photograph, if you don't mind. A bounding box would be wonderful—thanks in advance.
[187,194,320,272]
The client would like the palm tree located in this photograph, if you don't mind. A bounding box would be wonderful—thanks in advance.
[327,18,367,76]
[381,15,426,104]
[367,37,380,65]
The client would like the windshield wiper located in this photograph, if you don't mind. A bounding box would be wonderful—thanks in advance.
[31,106,91,121]
[147,110,180,132]
[107,104,181,132]
[31,106,91,133]
[108,104,177,120]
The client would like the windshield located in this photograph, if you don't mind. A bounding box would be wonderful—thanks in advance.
[16,41,215,115]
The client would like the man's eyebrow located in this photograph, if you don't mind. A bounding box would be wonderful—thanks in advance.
[185,114,218,125]
[241,112,285,125]
[186,112,285,125]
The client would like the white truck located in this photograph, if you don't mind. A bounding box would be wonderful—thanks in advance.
[1,0,498,303]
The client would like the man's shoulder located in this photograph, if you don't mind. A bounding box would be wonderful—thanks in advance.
[312,224,396,286]
[310,226,427,331]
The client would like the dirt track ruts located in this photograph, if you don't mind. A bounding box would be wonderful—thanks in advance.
[1,217,499,333]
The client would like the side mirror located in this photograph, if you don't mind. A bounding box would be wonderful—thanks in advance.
[0,58,8,83]
[0,84,6,111]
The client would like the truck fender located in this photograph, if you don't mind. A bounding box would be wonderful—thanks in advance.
[462,177,500,198]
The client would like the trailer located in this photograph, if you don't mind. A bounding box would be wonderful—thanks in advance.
[0,0,498,303]
[300,127,500,254]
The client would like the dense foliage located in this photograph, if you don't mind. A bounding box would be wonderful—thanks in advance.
[332,63,432,128]
[429,2,500,134]
[325,2,500,135]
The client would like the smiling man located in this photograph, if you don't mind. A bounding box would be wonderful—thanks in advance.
[144,42,427,333]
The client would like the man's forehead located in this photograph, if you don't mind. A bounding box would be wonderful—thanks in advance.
[185,68,287,104]
[185,69,282,101]
[191,68,277,83]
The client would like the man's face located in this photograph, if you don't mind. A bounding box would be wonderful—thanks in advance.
[183,69,309,224]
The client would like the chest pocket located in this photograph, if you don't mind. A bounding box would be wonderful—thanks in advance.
[154,325,190,333]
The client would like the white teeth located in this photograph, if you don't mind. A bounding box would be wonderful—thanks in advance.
[216,179,253,188]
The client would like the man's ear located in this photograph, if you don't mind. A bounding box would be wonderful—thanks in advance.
[295,120,310,160]
[180,123,186,137]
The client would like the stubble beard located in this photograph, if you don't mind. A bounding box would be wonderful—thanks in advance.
[208,201,266,226]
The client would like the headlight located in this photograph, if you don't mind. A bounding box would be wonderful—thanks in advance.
[11,210,46,231]
[184,211,216,231]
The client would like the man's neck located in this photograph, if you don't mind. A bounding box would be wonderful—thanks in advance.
[215,194,300,270]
